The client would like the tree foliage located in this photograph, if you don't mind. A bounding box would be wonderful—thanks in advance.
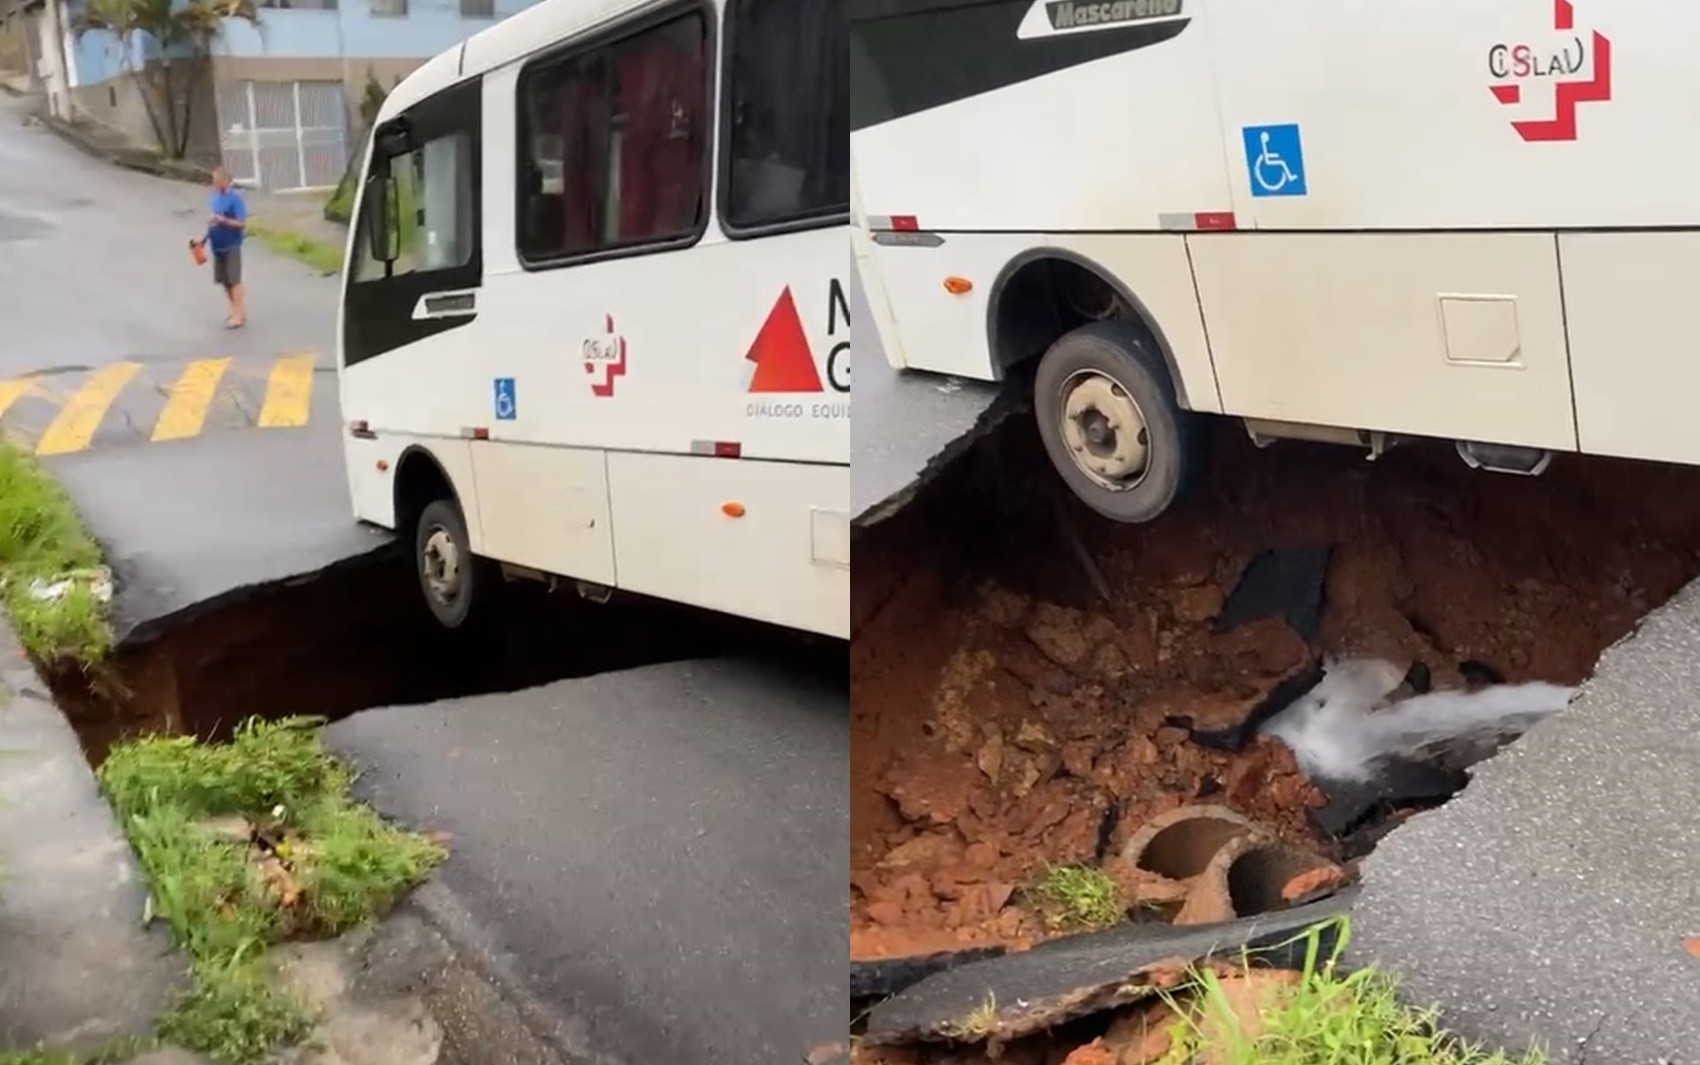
[324,68,395,223]
[72,0,259,159]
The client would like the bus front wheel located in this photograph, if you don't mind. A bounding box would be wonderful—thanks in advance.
[1033,321,1201,524]
[414,497,496,629]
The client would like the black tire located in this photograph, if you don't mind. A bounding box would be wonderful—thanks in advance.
[1033,320,1202,523]
[414,497,497,629]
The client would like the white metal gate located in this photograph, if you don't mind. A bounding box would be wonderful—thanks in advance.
[217,80,348,191]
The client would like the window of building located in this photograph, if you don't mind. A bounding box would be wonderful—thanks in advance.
[721,0,847,233]
[515,10,709,263]
[368,0,407,17]
[459,0,494,17]
[351,131,473,284]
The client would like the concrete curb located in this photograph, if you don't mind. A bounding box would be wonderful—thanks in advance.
[386,883,595,1065]
[0,620,190,1053]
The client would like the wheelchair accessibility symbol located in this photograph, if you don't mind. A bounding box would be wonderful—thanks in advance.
[1242,124,1307,198]
[493,377,517,421]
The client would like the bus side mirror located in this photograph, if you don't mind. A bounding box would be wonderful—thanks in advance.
[365,175,399,263]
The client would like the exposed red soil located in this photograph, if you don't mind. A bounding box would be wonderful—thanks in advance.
[851,422,1700,964]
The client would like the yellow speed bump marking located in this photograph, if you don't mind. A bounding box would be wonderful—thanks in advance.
[152,357,232,442]
[0,376,39,422]
[257,351,316,429]
[36,361,142,456]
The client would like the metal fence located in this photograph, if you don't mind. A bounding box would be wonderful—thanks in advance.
[217,79,349,191]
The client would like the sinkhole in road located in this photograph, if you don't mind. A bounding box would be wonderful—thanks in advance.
[50,547,818,765]
[850,410,1700,1015]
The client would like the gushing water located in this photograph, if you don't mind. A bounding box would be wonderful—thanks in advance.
[1261,656,1577,783]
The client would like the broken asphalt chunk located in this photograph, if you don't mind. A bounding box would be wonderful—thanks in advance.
[1214,545,1331,644]
[851,945,1010,1001]
[1310,757,1468,841]
[860,888,1357,1046]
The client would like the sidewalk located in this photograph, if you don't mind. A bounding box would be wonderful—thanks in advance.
[0,615,188,1053]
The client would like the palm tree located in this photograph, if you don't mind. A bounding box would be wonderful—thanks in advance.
[72,0,259,159]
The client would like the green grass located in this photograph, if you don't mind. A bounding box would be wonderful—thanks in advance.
[98,716,447,1064]
[1023,863,1126,931]
[1153,920,1546,1065]
[249,223,343,277]
[0,442,110,664]
[157,958,316,1063]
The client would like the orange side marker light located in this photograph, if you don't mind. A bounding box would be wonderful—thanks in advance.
[722,502,747,518]
[944,276,973,295]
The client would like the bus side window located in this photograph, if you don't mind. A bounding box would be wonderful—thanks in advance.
[351,130,474,283]
[722,0,848,233]
[516,9,709,264]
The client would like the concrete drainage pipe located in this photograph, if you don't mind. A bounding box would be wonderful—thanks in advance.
[1120,804,1258,880]
[1174,833,1344,927]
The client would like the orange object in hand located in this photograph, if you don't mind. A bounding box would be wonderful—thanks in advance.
[189,239,207,266]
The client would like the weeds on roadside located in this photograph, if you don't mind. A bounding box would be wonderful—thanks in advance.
[1024,863,1125,931]
[249,223,343,276]
[0,443,110,664]
[1153,918,1547,1065]
[157,957,316,1063]
[99,716,447,1063]
[0,1036,155,1065]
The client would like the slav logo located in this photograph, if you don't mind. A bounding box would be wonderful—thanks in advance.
[744,284,850,421]
[1487,0,1611,142]
[583,314,626,398]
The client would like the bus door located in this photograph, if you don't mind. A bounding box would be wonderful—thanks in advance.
[343,76,485,379]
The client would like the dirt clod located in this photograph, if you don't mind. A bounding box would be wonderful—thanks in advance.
[1173,585,1225,624]
[1058,1041,1117,1065]
[1103,1001,1185,1065]
[1026,605,1092,669]
[1283,864,1350,903]
[1196,969,1301,1056]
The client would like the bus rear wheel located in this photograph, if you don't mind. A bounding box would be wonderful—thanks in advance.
[1033,321,1201,524]
[415,497,497,629]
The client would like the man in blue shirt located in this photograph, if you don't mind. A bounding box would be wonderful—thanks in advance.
[193,166,248,329]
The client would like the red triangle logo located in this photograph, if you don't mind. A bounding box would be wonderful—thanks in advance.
[745,287,822,394]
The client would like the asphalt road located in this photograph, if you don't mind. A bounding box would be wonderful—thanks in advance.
[0,97,384,642]
[328,655,848,1065]
[848,271,1004,525]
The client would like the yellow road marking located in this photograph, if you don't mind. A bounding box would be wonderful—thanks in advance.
[0,376,39,422]
[257,352,316,428]
[151,357,232,442]
[36,361,142,456]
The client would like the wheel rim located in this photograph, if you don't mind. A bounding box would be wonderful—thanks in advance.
[1058,370,1150,491]
[421,524,462,605]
